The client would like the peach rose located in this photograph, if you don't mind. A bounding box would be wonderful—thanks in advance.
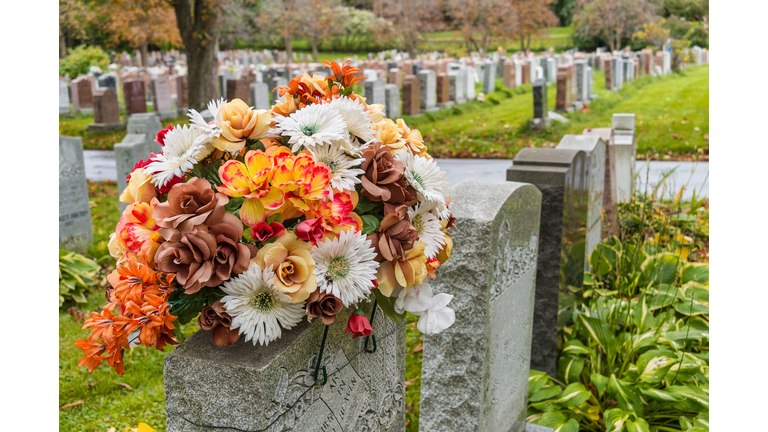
[254,231,317,302]
[212,98,272,152]
[119,168,157,204]
[376,241,429,296]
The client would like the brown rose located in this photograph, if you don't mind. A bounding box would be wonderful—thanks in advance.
[367,204,419,261]
[198,300,240,347]
[360,142,417,206]
[154,214,250,294]
[153,177,229,242]
[306,290,343,325]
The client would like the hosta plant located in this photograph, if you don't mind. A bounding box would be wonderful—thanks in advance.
[527,236,709,432]
[59,249,101,307]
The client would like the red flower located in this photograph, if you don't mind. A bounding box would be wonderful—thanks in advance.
[156,174,184,195]
[371,279,378,289]
[156,124,174,146]
[345,310,373,339]
[296,218,325,245]
[250,221,286,242]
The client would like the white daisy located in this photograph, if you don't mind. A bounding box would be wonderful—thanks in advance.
[221,263,306,346]
[310,141,365,198]
[271,103,348,152]
[408,204,446,259]
[144,124,212,188]
[396,152,452,219]
[187,98,224,146]
[311,230,380,307]
[326,96,375,152]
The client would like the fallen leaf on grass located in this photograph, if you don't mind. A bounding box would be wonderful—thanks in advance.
[68,307,86,322]
[412,343,423,354]
[405,376,421,388]
[116,382,134,390]
[60,400,85,410]
[670,134,683,139]
[703,134,709,141]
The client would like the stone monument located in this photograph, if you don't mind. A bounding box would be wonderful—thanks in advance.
[123,80,148,116]
[530,79,550,131]
[59,136,93,253]
[506,148,589,377]
[420,179,541,432]
[89,88,124,132]
[612,113,637,203]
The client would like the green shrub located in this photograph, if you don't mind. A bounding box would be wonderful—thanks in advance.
[59,45,110,79]
[59,249,101,307]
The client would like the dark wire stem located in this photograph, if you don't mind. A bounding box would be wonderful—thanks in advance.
[364,298,378,353]
[313,324,330,386]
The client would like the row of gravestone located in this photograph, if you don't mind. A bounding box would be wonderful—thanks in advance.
[58,111,637,432]
[60,75,188,127]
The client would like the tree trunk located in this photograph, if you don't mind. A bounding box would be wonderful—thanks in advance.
[311,36,319,63]
[140,41,149,68]
[173,0,221,110]
[60,31,67,59]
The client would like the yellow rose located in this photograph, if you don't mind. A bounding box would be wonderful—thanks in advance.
[376,241,429,296]
[396,119,429,158]
[272,94,298,118]
[374,119,406,153]
[108,232,128,266]
[212,99,272,152]
[255,231,317,302]
[435,220,453,264]
[300,73,330,93]
[119,168,156,204]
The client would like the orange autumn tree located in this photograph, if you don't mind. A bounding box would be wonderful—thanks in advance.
[100,0,182,66]
[511,0,559,53]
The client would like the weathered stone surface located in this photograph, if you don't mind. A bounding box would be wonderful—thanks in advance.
[482,59,496,94]
[402,75,420,116]
[525,423,555,432]
[533,79,548,119]
[555,66,569,111]
[507,148,588,377]
[418,70,436,111]
[251,82,270,110]
[165,303,405,432]
[127,113,163,154]
[556,135,606,268]
[114,133,148,212]
[582,128,618,237]
[227,79,251,104]
[123,80,147,116]
[604,57,613,90]
[503,59,516,89]
[60,80,70,114]
[436,73,450,104]
[71,76,94,111]
[149,77,175,119]
[59,136,93,253]
[420,179,541,432]
[384,83,400,120]
[612,113,637,202]
[575,60,588,102]
[93,88,120,125]
[365,79,386,106]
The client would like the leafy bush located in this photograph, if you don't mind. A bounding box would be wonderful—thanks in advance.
[59,45,109,79]
[527,189,709,432]
[59,249,101,307]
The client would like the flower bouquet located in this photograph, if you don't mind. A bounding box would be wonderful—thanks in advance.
[76,61,456,375]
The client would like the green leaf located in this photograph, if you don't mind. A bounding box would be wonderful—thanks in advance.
[590,245,615,276]
[361,214,381,235]
[604,408,631,432]
[576,314,615,354]
[666,385,709,410]
[590,373,609,397]
[637,354,677,385]
[555,382,591,408]
[681,262,708,285]
[625,418,650,432]
[641,252,681,285]
[561,339,596,358]
[529,384,562,402]
[354,195,378,214]
[558,357,584,385]
[638,386,684,402]
[533,411,578,432]
[528,370,552,395]
[554,419,579,432]
[371,288,406,323]
[607,374,645,416]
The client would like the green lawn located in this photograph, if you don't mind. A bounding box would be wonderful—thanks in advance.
[405,65,709,160]
[421,27,575,53]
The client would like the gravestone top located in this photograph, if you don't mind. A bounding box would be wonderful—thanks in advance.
[93,88,120,124]
[59,136,93,253]
[513,147,582,169]
[613,113,636,130]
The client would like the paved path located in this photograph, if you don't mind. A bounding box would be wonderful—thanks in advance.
[84,151,709,199]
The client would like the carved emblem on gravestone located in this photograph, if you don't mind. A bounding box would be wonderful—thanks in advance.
[490,218,539,301]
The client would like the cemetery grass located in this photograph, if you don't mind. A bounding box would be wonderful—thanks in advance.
[62,181,428,431]
[421,27,575,52]
[407,65,709,161]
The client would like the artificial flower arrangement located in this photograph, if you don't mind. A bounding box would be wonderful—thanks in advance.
[76,61,456,375]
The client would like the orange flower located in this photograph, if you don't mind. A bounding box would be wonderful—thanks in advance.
[74,338,106,372]
[397,119,429,158]
[217,149,284,226]
[323,60,364,87]
[271,152,332,213]
[109,255,158,305]
[115,201,159,256]
[305,191,363,239]
[124,294,178,348]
